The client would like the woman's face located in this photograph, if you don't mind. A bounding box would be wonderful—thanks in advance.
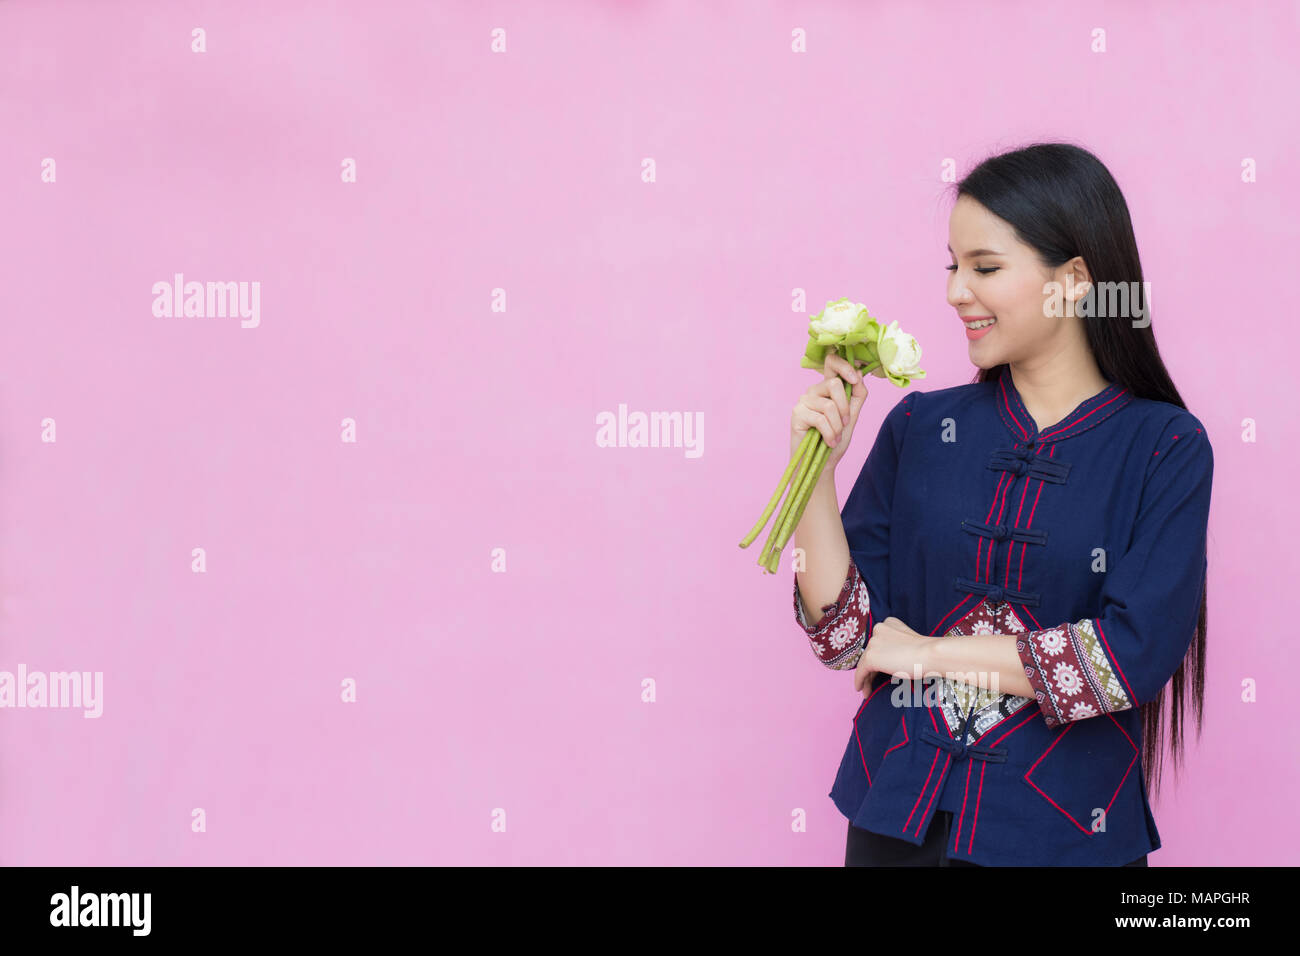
[946,194,1087,369]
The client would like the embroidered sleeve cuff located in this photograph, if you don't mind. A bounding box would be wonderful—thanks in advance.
[1016,619,1135,727]
[793,558,871,671]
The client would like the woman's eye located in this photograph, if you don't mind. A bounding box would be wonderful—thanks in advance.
[945,265,1000,274]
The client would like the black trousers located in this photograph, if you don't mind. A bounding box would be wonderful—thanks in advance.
[845,812,1150,866]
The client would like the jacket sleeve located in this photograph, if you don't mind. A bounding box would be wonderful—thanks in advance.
[1016,418,1213,726]
[794,555,870,670]
[792,390,917,670]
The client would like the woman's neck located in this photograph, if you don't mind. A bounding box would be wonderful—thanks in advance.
[1007,358,1110,433]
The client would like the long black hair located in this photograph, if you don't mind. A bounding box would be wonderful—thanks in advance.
[949,142,1206,801]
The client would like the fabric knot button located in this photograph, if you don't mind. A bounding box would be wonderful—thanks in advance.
[1015,459,1030,476]
[992,524,1008,540]
[1015,445,1033,459]
[985,586,1005,603]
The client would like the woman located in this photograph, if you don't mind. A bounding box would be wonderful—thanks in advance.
[791,143,1212,867]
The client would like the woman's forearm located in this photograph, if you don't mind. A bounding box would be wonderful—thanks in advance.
[920,633,1035,699]
[792,470,850,627]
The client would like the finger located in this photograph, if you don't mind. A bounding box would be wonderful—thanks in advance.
[845,389,866,433]
[821,352,844,380]
[816,395,847,442]
[829,350,858,376]
[854,655,872,692]
[795,403,839,447]
[849,377,868,416]
[848,366,867,403]
[823,352,853,387]
[816,396,845,441]
[826,375,849,426]
[829,355,865,398]
[801,396,841,443]
[816,399,843,445]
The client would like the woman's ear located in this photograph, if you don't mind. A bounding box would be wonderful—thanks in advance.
[1063,256,1092,316]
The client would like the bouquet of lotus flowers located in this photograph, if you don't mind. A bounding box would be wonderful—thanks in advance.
[739,298,926,574]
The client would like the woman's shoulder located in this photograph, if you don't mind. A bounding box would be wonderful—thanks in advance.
[1121,393,1212,448]
[876,380,991,423]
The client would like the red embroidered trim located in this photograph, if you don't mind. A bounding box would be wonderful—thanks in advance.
[793,558,870,670]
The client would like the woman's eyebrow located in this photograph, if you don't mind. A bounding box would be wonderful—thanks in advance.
[947,244,1006,257]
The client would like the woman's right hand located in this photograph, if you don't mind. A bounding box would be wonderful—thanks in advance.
[790,351,869,469]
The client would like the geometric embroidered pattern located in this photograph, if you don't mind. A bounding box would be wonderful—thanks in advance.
[793,557,871,671]
[1017,618,1134,727]
[933,599,1033,743]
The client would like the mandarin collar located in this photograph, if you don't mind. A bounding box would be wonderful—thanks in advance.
[995,371,1132,445]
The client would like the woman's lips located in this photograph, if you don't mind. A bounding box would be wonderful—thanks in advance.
[960,314,996,340]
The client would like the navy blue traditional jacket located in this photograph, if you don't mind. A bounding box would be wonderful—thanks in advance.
[794,374,1213,866]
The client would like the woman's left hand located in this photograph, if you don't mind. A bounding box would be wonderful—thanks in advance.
[853,617,937,694]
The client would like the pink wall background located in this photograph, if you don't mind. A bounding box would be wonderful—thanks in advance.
[0,0,1295,865]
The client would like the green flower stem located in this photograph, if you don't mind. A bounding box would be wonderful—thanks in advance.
[768,361,885,571]
[738,427,816,549]
[757,435,815,568]
[771,441,829,571]
[764,445,823,573]
[769,436,833,570]
[740,340,902,575]
[759,538,780,574]
[766,433,831,572]
[758,355,867,572]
